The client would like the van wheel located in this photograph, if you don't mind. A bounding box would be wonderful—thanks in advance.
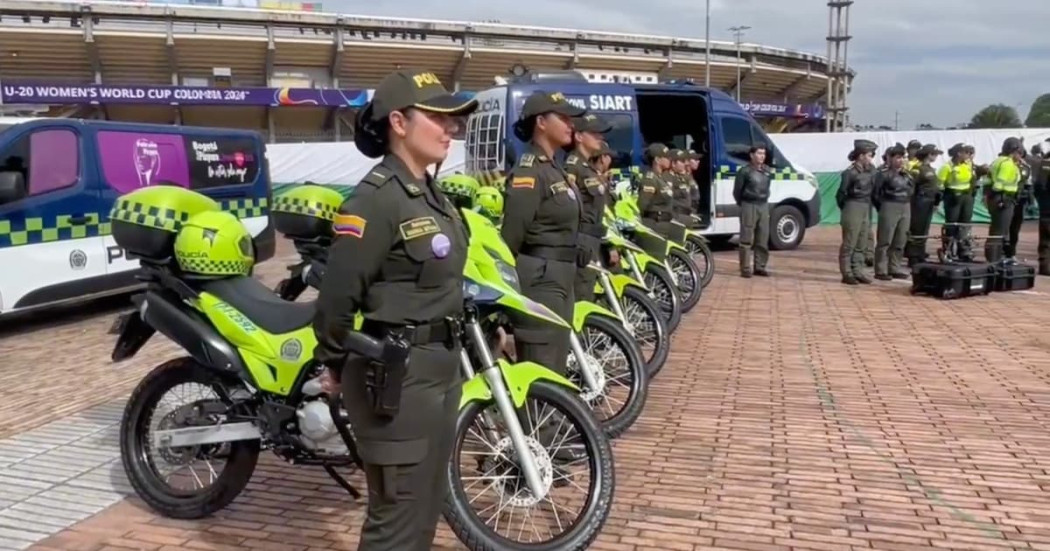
[769,205,806,251]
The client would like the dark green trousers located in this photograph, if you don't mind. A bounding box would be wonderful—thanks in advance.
[875,200,910,276]
[1006,196,1030,257]
[865,206,875,264]
[515,254,575,374]
[905,195,937,265]
[341,344,462,551]
[573,234,601,303]
[739,201,770,273]
[985,194,1017,262]
[839,200,871,277]
[943,190,975,259]
[1037,186,1050,274]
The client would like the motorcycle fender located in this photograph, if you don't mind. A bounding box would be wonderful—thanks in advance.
[573,300,620,333]
[608,273,645,297]
[686,231,707,243]
[633,251,657,271]
[666,240,688,254]
[459,359,579,410]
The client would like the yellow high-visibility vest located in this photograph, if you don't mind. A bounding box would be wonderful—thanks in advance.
[937,162,973,191]
[989,156,1020,193]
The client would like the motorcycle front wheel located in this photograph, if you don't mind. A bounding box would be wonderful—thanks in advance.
[685,234,716,289]
[444,381,615,551]
[643,263,682,333]
[667,248,702,313]
[619,286,670,378]
[573,314,648,438]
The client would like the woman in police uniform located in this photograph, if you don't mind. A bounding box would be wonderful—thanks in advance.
[500,90,584,374]
[311,68,477,551]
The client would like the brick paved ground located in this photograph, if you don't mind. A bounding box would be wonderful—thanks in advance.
[6,224,1050,550]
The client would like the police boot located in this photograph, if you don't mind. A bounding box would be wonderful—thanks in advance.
[1041,264,1050,277]
[842,275,859,285]
[855,272,874,284]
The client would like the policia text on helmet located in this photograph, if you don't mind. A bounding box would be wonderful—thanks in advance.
[311,68,478,551]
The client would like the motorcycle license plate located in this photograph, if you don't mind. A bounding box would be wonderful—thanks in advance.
[110,310,156,362]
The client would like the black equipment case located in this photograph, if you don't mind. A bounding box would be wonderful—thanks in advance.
[910,262,995,299]
[993,263,1037,292]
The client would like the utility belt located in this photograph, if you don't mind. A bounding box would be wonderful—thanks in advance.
[579,222,606,238]
[881,196,910,203]
[673,206,692,215]
[521,244,577,263]
[644,211,673,222]
[358,316,462,419]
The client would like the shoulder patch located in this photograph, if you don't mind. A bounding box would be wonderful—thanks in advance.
[360,166,394,188]
[565,154,579,166]
[584,177,601,188]
[399,216,440,241]
[334,214,367,238]
[567,174,577,185]
[642,185,656,193]
[550,182,568,193]
[512,177,536,189]
[519,154,535,168]
[399,179,425,197]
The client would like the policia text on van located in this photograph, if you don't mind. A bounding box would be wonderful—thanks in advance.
[0,119,275,315]
[463,71,821,250]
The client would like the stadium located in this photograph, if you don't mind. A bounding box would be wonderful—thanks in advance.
[0,0,851,141]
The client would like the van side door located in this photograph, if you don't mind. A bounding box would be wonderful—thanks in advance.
[0,126,108,312]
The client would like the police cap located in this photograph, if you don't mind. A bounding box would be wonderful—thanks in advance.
[687,150,702,160]
[886,145,906,158]
[594,142,614,157]
[669,149,689,162]
[646,143,671,159]
[852,139,878,154]
[907,140,922,150]
[573,113,612,134]
[919,143,943,155]
[1001,137,1022,155]
[948,142,965,157]
[519,91,585,120]
[369,69,478,121]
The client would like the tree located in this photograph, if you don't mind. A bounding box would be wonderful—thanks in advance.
[969,104,1022,129]
[1025,94,1050,127]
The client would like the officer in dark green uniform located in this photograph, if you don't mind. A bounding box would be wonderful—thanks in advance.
[687,150,703,215]
[501,90,584,373]
[637,143,675,236]
[836,140,878,285]
[1005,146,1039,261]
[733,145,771,277]
[984,137,1024,263]
[873,144,913,280]
[312,69,477,551]
[1034,145,1050,274]
[565,113,612,302]
[904,144,943,266]
[669,149,697,228]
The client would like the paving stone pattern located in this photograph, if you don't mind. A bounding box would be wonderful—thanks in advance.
[5,225,1050,550]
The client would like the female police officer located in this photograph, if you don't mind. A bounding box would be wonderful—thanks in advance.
[312,69,477,551]
[500,91,584,374]
[564,112,612,302]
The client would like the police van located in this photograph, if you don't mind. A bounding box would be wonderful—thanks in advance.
[0,119,274,315]
[464,72,821,249]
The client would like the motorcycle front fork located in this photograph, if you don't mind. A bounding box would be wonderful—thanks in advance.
[598,271,634,335]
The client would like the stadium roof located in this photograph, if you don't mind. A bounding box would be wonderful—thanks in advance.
[0,0,850,104]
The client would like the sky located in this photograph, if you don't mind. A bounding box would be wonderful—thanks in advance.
[322,0,1048,130]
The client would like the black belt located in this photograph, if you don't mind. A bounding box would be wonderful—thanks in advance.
[361,317,461,347]
[521,244,577,263]
[644,212,673,222]
[673,208,692,215]
[579,222,605,237]
[882,197,910,203]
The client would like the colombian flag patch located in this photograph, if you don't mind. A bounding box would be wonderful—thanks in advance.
[334,214,367,238]
[512,177,535,189]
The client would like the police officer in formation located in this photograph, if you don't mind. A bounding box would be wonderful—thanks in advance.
[1034,144,1050,275]
[501,90,584,373]
[564,112,612,302]
[312,69,477,551]
[687,151,703,214]
[733,145,772,277]
[872,144,913,279]
[937,143,978,261]
[904,144,943,266]
[1006,145,1039,262]
[984,137,1025,263]
[636,143,676,237]
[836,139,878,284]
[670,149,698,228]
[906,140,922,174]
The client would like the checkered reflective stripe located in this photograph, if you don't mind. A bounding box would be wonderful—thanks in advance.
[220,197,269,219]
[717,165,802,181]
[110,200,192,232]
[177,256,253,276]
[0,213,111,248]
[272,196,336,221]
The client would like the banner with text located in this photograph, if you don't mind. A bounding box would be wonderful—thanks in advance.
[0,83,370,107]
[740,101,824,119]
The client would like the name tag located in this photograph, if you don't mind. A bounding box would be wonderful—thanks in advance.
[399,216,440,240]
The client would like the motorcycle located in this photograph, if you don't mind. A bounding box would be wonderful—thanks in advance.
[109,186,613,551]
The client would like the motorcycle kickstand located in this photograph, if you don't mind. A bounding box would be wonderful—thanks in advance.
[322,463,361,499]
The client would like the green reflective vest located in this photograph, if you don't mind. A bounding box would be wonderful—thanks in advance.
[937,161,974,191]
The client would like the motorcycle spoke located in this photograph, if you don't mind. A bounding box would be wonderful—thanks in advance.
[145,382,231,494]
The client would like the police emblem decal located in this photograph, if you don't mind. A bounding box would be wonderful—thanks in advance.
[69,249,88,270]
[280,338,303,361]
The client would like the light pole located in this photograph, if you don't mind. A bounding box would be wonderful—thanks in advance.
[704,0,711,87]
[729,25,750,102]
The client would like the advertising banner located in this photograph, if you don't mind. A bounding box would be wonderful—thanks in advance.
[0,83,368,107]
[740,101,824,119]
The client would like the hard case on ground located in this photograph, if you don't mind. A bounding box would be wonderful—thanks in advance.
[910,261,995,299]
[993,263,1036,292]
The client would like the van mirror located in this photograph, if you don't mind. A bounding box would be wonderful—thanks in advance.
[0,171,26,205]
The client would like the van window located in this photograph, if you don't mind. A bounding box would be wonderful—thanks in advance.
[0,129,79,205]
[185,135,260,190]
[602,113,635,169]
[466,112,504,174]
[721,117,753,162]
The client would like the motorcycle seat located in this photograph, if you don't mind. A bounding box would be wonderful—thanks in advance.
[199,276,316,335]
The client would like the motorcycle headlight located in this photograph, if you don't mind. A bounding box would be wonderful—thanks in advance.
[488,250,521,291]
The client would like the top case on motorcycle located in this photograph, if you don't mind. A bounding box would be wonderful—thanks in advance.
[199,277,316,334]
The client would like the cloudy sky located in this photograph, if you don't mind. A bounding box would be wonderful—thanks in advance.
[325,0,1046,130]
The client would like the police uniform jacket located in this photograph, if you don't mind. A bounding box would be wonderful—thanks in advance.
[564,151,608,238]
[733,164,771,204]
[501,145,581,261]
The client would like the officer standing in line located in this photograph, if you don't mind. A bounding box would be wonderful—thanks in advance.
[733,145,772,277]
[873,144,913,280]
[984,137,1024,263]
[687,151,703,215]
[669,149,697,228]
[938,143,977,261]
[836,140,878,285]
[312,69,477,551]
[906,140,922,175]
[564,113,612,302]
[1004,145,1041,262]
[500,90,584,373]
[636,143,676,237]
[1033,144,1050,275]
[904,144,943,266]
[591,141,622,272]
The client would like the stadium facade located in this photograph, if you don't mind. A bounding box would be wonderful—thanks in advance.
[0,0,853,141]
